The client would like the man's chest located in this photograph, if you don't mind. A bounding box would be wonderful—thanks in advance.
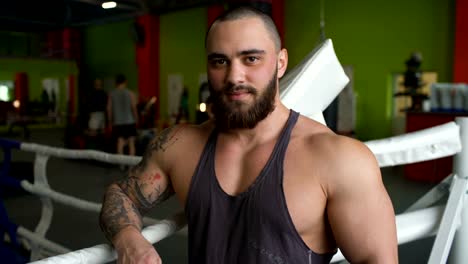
[173,142,328,233]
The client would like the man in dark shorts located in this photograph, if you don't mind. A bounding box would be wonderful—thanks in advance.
[107,74,138,158]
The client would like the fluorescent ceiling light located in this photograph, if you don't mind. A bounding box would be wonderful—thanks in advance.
[0,85,8,101]
[102,1,117,9]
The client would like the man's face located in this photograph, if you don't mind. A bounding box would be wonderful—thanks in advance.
[206,17,287,130]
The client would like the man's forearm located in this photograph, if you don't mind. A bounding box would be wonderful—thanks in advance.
[99,183,143,243]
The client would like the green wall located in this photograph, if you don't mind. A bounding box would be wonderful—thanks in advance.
[285,0,455,140]
[0,58,78,113]
[159,7,207,122]
[0,32,76,114]
[83,10,207,123]
[0,31,41,57]
[80,0,455,137]
[83,20,138,92]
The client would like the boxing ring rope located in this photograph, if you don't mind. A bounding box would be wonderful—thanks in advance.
[0,138,161,262]
[0,117,462,263]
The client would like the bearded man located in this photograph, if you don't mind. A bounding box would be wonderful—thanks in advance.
[99,6,398,264]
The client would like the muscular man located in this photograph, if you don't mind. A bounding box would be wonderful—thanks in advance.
[100,6,398,264]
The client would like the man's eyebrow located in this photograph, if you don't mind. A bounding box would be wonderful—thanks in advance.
[207,49,266,60]
[207,53,227,60]
[238,49,265,56]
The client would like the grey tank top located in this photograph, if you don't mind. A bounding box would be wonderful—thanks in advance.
[110,89,135,125]
[185,110,335,264]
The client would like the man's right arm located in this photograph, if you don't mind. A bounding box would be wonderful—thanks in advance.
[99,126,181,261]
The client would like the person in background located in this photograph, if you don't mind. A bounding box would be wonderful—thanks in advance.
[107,74,138,160]
[176,87,189,124]
[88,78,108,135]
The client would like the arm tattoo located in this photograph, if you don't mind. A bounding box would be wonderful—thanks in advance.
[100,177,175,242]
[99,184,143,242]
[100,126,180,242]
[151,127,174,152]
[130,126,181,175]
[117,176,174,212]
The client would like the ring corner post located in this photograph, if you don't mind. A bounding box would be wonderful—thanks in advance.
[450,117,468,264]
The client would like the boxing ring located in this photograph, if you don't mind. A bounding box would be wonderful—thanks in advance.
[0,39,466,263]
[1,118,466,264]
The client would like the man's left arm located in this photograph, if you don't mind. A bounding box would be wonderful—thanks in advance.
[326,137,398,263]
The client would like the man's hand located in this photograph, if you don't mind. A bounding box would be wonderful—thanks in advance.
[114,226,162,264]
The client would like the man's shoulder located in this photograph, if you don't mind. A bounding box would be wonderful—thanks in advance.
[293,115,377,174]
[294,115,368,154]
[156,122,214,154]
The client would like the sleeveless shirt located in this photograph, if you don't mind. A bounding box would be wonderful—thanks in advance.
[185,110,336,264]
[110,88,135,125]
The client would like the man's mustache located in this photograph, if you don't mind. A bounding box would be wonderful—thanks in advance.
[223,85,257,95]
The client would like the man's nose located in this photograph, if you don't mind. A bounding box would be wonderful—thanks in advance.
[225,61,246,85]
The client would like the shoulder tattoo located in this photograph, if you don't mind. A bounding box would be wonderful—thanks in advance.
[131,125,184,175]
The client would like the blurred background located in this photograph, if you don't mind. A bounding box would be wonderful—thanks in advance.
[0,0,467,263]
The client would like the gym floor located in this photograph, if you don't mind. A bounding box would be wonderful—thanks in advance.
[1,127,441,263]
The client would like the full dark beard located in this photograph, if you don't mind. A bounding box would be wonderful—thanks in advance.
[210,69,277,131]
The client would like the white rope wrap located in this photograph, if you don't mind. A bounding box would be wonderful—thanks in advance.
[17,226,71,255]
[365,122,461,167]
[20,143,141,166]
[31,154,54,261]
[20,180,162,225]
[20,180,102,213]
[30,213,187,264]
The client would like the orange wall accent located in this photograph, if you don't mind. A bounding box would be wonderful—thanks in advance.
[14,72,28,114]
[67,75,76,118]
[454,0,468,82]
[207,5,225,27]
[136,15,160,118]
[271,0,284,46]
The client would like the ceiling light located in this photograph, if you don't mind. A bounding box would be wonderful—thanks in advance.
[13,100,20,109]
[102,1,117,9]
[199,103,206,113]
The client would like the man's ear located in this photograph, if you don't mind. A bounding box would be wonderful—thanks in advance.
[277,48,288,78]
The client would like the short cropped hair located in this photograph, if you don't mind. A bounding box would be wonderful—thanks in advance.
[115,74,127,85]
[206,6,282,51]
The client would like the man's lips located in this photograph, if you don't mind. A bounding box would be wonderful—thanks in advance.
[226,90,250,100]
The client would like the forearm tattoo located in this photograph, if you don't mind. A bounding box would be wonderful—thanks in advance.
[100,177,174,242]
[99,184,143,242]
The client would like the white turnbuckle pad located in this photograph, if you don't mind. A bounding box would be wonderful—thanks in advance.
[280,39,349,124]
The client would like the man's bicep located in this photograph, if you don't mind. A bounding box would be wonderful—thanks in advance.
[326,149,397,263]
[118,127,181,211]
[118,166,173,212]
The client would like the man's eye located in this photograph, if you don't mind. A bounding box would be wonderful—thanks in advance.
[246,57,259,63]
[214,59,227,65]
